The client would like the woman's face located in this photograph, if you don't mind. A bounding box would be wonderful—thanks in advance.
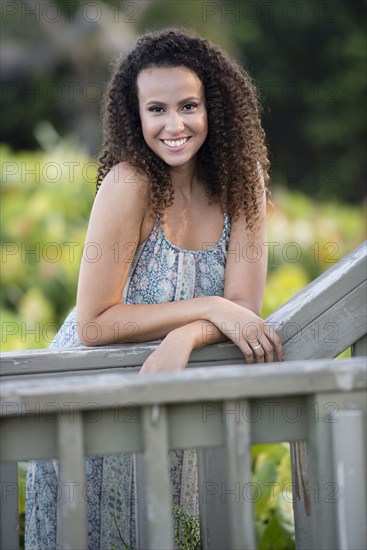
[137,66,208,169]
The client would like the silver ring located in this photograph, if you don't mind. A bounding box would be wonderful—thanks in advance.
[252,344,262,350]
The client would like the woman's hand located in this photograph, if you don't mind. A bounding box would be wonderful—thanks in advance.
[139,296,283,373]
[209,296,283,363]
[139,327,195,374]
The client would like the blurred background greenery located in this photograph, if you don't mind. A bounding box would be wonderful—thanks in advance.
[1,0,365,351]
[1,1,366,548]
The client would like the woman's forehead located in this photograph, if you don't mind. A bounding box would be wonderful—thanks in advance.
[137,66,204,99]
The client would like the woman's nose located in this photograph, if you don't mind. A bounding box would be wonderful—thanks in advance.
[165,111,185,134]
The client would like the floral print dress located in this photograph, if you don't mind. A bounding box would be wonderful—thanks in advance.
[25,214,231,549]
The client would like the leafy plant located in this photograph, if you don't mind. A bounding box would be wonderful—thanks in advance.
[252,444,295,548]
[173,502,201,550]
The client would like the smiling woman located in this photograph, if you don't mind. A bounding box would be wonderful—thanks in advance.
[25,28,282,549]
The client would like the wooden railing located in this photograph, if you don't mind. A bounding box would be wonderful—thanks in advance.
[1,241,366,549]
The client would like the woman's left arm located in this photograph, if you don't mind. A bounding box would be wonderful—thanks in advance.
[223,185,268,316]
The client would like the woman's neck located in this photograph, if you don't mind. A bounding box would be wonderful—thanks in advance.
[170,160,201,201]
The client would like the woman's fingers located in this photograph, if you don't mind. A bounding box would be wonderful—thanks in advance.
[249,340,266,363]
[241,342,256,364]
[262,323,283,361]
[242,323,283,364]
[213,301,284,363]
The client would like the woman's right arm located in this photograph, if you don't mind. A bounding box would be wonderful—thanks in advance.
[76,163,217,346]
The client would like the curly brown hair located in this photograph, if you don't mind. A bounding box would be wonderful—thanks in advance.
[96,27,270,230]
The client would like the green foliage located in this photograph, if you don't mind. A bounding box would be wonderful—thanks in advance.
[1,142,94,350]
[173,503,201,550]
[252,444,295,549]
[261,187,365,318]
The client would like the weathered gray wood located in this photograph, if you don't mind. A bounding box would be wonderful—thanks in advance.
[0,462,19,550]
[331,410,367,550]
[352,334,367,356]
[1,360,365,462]
[306,391,367,549]
[198,446,228,549]
[141,404,173,549]
[83,406,143,455]
[57,411,87,550]
[196,449,209,547]
[134,451,149,549]
[267,240,366,338]
[1,360,366,415]
[307,400,337,549]
[225,400,255,549]
[0,396,312,464]
[198,399,256,550]
[168,402,224,448]
[0,342,245,377]
[284,281,366,360]
[1,414,58,462]
[0,359,366,549]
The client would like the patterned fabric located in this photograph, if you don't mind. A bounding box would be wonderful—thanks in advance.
[26,214,231,549]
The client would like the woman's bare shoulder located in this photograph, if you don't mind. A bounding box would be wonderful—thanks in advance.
[95,161,150,219]
[102,161,149,196]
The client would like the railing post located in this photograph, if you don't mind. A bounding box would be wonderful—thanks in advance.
[134,451,149,549]
[306,397,338,549]
[331,410,367,549]
[0,462,19,550]
[141,404,174,549]
[224,399,255,549]
[198,445,228,548]
[57,411,88,549]
[352,334,367,357]
[304,390,367,550]
[198,400,255,549]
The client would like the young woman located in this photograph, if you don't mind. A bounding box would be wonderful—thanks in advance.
[26,28,282,549]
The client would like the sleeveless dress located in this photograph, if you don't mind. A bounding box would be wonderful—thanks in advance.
[25,213,231,549]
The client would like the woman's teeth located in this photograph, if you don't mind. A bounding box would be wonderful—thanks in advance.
[163,137,188,148]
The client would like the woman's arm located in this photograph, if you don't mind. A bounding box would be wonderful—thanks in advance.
[219,174,282,361]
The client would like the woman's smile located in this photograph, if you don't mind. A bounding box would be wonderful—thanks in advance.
[160,136,191,150]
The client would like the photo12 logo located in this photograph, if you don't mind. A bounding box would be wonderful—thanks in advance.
[201,1,340,24]
[1,2,142,24]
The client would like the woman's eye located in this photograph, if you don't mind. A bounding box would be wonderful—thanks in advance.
[148,106,164,113]
[182,103,197,111]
